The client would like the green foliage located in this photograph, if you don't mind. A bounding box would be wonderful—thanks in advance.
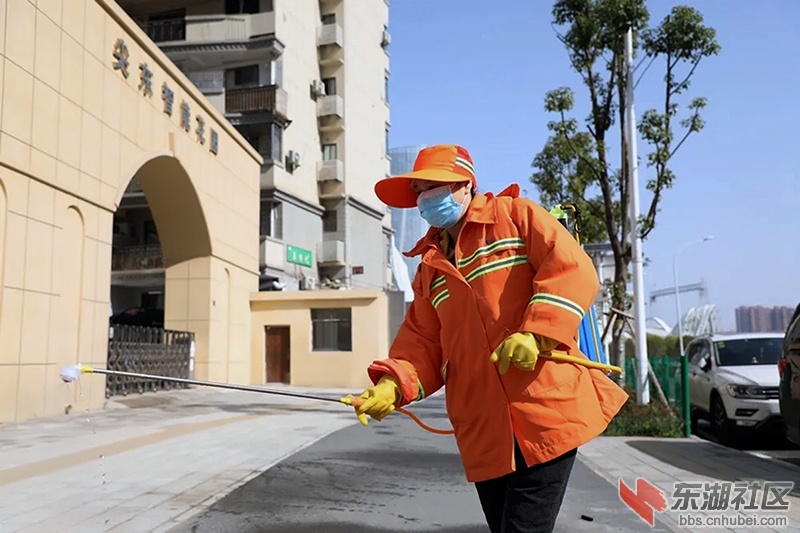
[624,334,694,357]
[531,0,720,342]
[604,390,684,437]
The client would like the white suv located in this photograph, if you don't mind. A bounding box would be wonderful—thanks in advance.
[688,333,784,445]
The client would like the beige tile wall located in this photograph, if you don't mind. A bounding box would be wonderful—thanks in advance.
[0,0,261,423]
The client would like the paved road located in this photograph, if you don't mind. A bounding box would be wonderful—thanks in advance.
[169,396,667,533]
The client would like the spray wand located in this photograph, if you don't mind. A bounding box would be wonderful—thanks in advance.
[61,354,621,436]
[59,364,455,435]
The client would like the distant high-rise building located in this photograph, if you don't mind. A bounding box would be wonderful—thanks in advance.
[735,305,795,333]
[388,146,429,278]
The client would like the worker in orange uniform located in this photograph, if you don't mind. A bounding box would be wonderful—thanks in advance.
[343,144,629,533]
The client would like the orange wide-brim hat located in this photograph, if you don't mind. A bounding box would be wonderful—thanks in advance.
[375,144,477,208]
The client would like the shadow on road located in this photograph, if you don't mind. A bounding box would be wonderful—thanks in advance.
[693,420,799,451]
[624,438,800,497]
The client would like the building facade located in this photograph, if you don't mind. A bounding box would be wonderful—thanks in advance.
[736,305,795,333]
[0,0,262,422]
[116,0,392,303]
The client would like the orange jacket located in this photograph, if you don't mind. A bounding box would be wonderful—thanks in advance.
[368,186,628,483]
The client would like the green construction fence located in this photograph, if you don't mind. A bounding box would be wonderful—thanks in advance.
[624,355,686,411]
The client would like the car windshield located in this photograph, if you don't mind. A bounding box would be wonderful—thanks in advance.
[714,338,783,366]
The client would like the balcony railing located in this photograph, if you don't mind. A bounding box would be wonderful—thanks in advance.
[317,160,343,182]
[317,23,343,47]
[317,95,344,118]
[225,85,288,118]
[112,245,164,271]
[142,13,277,45]
[143,18,186,43]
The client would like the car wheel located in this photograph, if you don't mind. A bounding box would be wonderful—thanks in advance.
[712,395,735,446]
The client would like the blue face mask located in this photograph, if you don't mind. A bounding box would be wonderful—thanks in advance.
[417,185,467,229]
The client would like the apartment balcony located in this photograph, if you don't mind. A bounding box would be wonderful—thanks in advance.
[317,240,346,266]
[144,13,285,69]
[317,159,345,200]
[317,160,343,183]
[317,95,344,132]
[260,236,284,271]
[112,245,164,271]
[225,85,289,125]
[143,18,186,43]
[317,23,344,67]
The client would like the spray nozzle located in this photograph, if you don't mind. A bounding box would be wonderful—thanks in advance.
[60,364,92,383]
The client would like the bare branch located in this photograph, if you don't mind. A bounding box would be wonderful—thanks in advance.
[669,56,703,97]
[668,116,697,159]
[557,111,603,183]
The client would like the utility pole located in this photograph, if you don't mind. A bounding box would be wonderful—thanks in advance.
[624,26,649,405]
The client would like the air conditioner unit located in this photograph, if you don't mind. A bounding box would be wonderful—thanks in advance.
[381,30,391,47]
[287,150,301,168]
[300,277,317,290]
[311,80,326,97]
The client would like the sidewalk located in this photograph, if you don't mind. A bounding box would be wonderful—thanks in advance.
[580,436,800,532]
[5,389,800,533]
[0,385,358,533]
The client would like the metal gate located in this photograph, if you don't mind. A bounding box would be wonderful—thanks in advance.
[106,325,194,398]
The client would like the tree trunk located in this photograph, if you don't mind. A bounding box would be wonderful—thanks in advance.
[611,257,629,386]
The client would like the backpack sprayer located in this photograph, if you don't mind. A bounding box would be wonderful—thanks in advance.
[549,203,617,372]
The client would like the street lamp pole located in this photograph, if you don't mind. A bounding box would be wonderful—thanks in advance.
[675,235,714,437]
[624,26,649,405]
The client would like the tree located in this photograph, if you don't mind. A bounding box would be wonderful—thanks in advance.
[530,0,720,371]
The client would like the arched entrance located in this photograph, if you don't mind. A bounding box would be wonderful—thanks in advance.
[109,154,213,396]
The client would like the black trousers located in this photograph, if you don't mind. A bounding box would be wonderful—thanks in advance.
[474,442,577,533]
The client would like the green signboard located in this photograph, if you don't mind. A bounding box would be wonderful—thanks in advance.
[286,245,313,267]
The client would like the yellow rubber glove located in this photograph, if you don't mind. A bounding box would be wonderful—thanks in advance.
[341,375,401,426]
[490,332,557,374]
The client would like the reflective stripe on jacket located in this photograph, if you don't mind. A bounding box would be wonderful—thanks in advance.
[368,185,628,483]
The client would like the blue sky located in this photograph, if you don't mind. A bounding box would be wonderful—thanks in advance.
[385,0,800,331]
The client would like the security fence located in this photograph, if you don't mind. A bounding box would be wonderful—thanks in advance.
[106,325,194,398]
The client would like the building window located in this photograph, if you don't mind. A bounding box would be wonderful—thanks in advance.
[321,13,336,24]
[266,124,283,162]
[322,77,337,96]
[226,65,259,88]
[225,0,260,14]
[385,127,390,156]
[311,308,352,351]
[260,201,283,240]
[384,72,389,102]
[322,143,337,161]
[322,210,337,233]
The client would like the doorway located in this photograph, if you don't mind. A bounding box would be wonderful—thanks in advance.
[265,326,290,383]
